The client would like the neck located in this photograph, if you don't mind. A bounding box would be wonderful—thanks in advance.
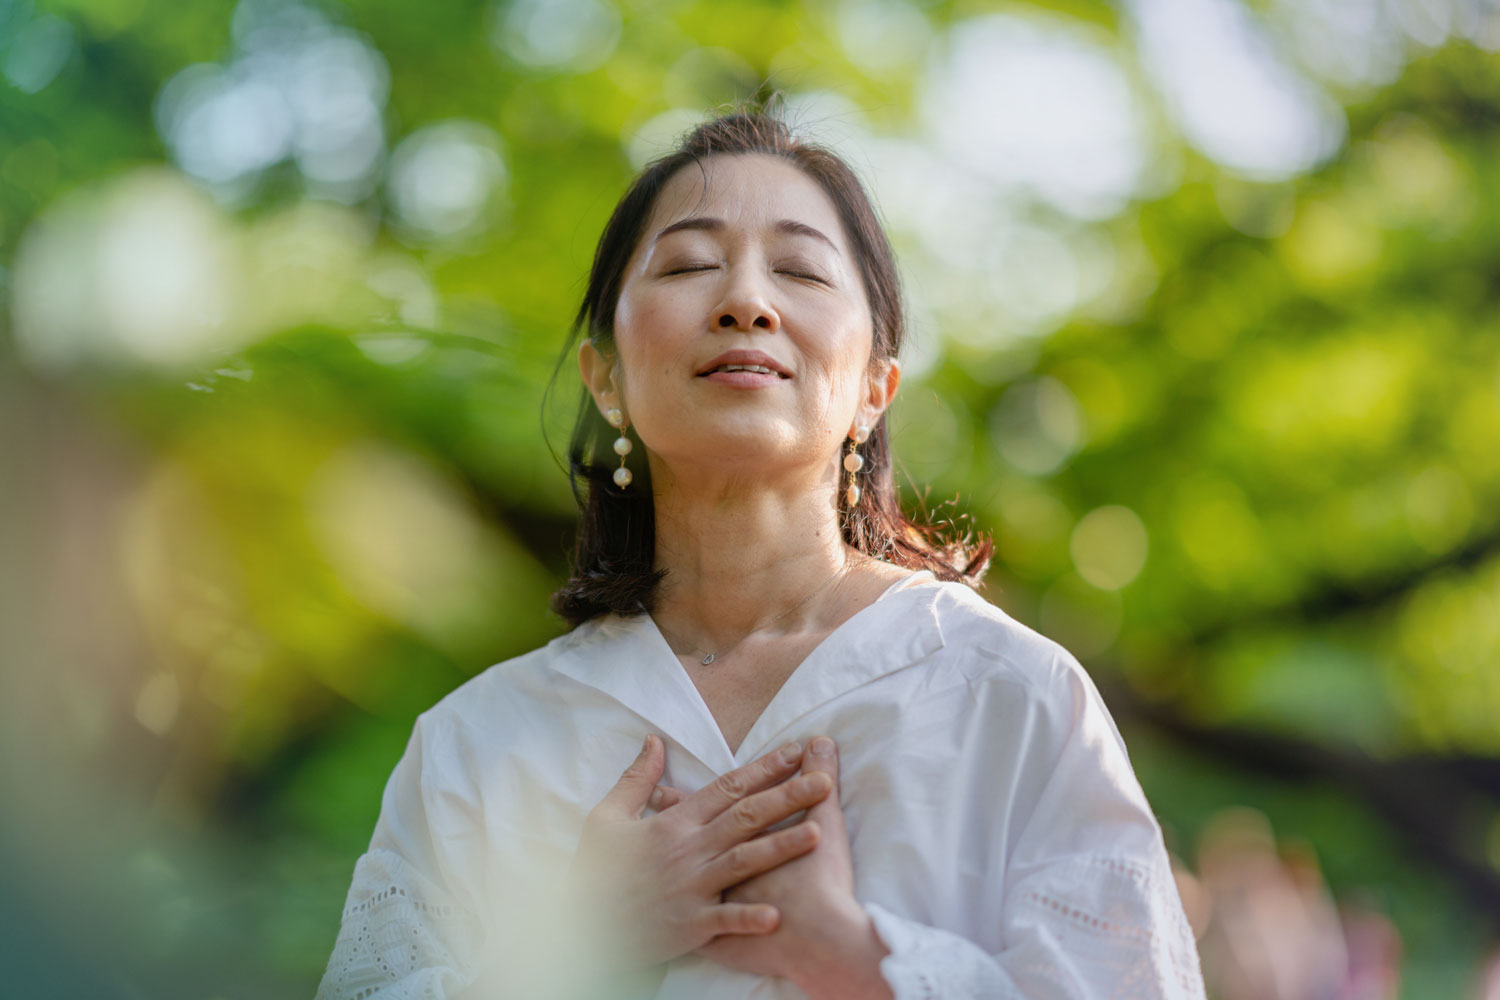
[649,463,855,652]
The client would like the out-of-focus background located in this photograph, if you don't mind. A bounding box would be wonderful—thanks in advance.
[2,0,1498,995]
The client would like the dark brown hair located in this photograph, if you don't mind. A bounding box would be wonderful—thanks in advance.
[551,106,990,626]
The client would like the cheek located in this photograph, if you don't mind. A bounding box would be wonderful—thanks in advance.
[617,286,695,350]
[612,302,701,419]
[611,299,665,380]
[805,314,874,390]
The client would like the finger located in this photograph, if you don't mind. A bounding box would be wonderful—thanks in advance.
[599,734,666,817]
[678,742,805,824]
[704,770,833,851]
[801,736,839,783]
[648,784,684,812]
[703,820,821,893]
[801,736,848,832]
[693,902,781,939]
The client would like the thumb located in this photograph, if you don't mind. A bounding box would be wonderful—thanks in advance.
[602,734,666,817]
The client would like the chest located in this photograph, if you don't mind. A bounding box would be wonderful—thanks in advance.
[478,670,1014,964]
[678,631,832,754]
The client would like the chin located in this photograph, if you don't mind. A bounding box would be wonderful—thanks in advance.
[656,424,816,469]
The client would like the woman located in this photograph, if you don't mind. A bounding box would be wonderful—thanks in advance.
[317,110,1206,1000]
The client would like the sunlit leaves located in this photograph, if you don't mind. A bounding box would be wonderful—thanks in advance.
[6,0,1500,992]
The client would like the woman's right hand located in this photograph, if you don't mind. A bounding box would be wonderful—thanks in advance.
[567,734,832,970]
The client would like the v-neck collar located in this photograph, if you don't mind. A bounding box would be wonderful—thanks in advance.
[546,572,948,773]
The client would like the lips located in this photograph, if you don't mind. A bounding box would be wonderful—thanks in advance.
[695,350,792,379]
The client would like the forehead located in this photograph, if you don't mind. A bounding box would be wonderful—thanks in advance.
[644,153,848,247]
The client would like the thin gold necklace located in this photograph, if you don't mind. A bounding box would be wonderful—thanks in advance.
[674,556,854,666]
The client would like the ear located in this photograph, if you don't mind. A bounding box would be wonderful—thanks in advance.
[578,339,622,418]
[851,358,901,437]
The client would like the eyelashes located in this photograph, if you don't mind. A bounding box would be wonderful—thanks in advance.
[661,263,831,285]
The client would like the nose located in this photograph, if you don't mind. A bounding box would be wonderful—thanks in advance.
[714,266,780,333]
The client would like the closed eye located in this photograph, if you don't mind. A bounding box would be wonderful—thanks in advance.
[664,263,718,275]
[778,269,830,285]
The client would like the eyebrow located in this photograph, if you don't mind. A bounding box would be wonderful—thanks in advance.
[652,216,841,255]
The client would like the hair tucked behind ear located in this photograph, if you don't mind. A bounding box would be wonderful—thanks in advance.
[550,100,990,627]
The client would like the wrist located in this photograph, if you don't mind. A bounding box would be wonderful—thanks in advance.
[792,899,893,1000]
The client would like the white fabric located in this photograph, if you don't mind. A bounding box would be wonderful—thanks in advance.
[317,572,1206,999]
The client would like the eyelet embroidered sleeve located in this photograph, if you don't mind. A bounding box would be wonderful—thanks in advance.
[316,714,487,1000]
[865,648,1206,1000]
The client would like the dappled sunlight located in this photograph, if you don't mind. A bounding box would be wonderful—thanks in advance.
[1039,572,1124,660]
[989,375,1085,477]
[157,0,389,202]
[1279,195,1385,291]
[1224,331,1421,462]
[307,440,555,660]
[489,0,621,73]
[1405,463,1474,555]
[991,479,1074,580]
[11,168,430,373]
[1129,0,1346,179]
[4,0,1500,992]
[1070,504,1150,592]
[923,13,1153,220]
[386,120,508,244]
[1395,559,1500,752]
[1170,475,1278,596]
[835,0,931,74]
[12,169,242,370]
[0,7,73,93]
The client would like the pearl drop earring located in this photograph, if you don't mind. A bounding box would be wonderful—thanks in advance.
[844,424,870,506]
[606,407,633,488]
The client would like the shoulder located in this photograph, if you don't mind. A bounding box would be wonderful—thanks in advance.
[412,619,610,740]
[923,580,1087,694]
[915,580,1128,759]
[922,583,1145,792]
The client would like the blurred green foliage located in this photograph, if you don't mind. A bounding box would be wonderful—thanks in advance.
[2,0,1499,996]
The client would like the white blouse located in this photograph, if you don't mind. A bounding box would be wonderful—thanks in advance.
[317,572,1206,999]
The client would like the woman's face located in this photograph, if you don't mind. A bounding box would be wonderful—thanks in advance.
[585,153,896,484]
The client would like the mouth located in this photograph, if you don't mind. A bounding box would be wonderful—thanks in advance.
[697,363,791,379]
[695,351,793,379]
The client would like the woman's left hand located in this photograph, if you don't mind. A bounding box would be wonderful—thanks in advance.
[691,737,893,1000]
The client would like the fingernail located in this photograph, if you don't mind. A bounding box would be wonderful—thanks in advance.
[811,737,834,755]
[778,742,802,765]
[641,735,653,755]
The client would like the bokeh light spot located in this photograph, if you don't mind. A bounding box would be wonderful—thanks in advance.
[155,1,389,201]
[492,0,621,73]
[1130,0,1345,180]
[1040,573,1124,659]
[1071,505,1150,591]
[1,12,73,93]
[990,376,1084,476]
[134,673,182,736]
[1173,475,1267,591]
[12,170,241,371]
[1405,464,1473,555]
[387,121,507,244]
[923,13,1152,219]
[836,0,931,73]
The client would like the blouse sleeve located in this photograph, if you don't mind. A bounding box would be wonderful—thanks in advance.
[315,713,488,1000]
[865,650,1206,1000]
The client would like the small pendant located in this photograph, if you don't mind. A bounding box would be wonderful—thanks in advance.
[701,652,716,665]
